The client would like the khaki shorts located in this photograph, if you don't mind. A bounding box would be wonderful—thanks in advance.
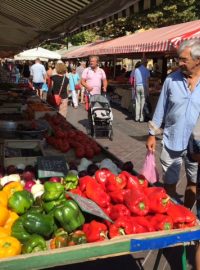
[160,145,198,184]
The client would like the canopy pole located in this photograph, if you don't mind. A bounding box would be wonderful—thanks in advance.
[113,55,116,79]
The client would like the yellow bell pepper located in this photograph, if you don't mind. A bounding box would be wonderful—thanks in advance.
[0,206,9,227]
[0,227,10,237]
[0,236,21,258]
[4,211,19,234]
[3,182,23,198]
[0,190,8,207]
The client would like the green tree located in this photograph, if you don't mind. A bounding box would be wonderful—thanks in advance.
[96,0,200,38]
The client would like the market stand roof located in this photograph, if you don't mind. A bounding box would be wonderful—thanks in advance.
[63,20,200,59]
[0,0,163,57]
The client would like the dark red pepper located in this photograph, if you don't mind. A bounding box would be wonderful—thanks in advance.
[124,188,149,216]
[109,204,131,221]
[109,216,133,238]
[95,168,112,189]
[167,203,196,228]
[78,176,94,192]
[131,216,155,232]
[83,220,108,242]
[121,171,142,190]
[85,179,110,208]
[148,214,173,231]
[108,189,128,204]
[106,173,127,192]
[145,187,170,213]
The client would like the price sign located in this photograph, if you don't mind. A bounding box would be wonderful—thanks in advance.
[37,156,68,178]
[66,192,113,223]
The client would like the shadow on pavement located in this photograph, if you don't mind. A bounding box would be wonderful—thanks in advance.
[47,255,142,270]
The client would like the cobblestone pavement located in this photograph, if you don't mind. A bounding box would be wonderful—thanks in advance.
[50,103,196,270]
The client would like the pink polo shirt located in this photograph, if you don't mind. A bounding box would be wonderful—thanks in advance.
[82,67,106,95]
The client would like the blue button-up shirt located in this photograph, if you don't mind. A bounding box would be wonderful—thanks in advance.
[150,69,200,151]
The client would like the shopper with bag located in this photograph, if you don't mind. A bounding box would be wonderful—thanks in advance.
[48,62,69,118]
[68,67,80,109]
[146,39,200,209]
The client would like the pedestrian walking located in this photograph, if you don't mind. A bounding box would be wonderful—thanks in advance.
[146,39,200,209]
[30,58,46,98]
[134,58,150,122]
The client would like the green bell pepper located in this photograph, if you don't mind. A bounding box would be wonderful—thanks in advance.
[22,234,47,254]
[42,198,66,213]
[11,217,31,243]
[22,211,55,239]
[63,172,78,190]
[54,200,85,233]
[42,182,65,201]
[8,190,34,215]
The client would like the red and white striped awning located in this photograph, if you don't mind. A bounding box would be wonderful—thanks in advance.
[64,20,200,58]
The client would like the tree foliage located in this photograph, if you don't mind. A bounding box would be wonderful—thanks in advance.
[43,0,200,49]
[96,0,200,38]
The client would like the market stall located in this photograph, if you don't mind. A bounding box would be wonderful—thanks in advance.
[0,83,199,270]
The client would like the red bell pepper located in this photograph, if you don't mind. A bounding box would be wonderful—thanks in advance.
[145,187,170,213]
[148,214,173,231]
[65,187,85,199]
[109,204,131,221]
[106,173,127,192]
[85,180,110,208]
[131,216,155,232]
[78,176,95,192]
[95,168,112,189]
[83,220,107,242]
[120,171,141,190]
[109,216,133,238]
[137,174,149,189]
[167,203,196,228]
[108,189,129,204]
[124,189,149,216]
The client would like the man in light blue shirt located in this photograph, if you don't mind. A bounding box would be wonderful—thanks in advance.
[134,59,150,122]
[30,58,46,98]
[146,39,200,208]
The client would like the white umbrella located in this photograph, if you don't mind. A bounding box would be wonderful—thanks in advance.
[14,47,61,62]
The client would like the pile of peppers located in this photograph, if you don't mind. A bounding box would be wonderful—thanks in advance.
[0,166,197,258]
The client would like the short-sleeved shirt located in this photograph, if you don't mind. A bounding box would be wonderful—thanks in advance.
[134,65,150,87]
[50,75,69,99]
[30,63,46,83]
[82,67,106,95]
[69,73,80,91]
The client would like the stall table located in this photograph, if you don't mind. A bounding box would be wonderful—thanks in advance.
[1,226,200,270]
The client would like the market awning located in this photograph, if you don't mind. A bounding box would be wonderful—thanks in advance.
[64,20,200,58]
[0,0,163,57]
[14,47,61,62]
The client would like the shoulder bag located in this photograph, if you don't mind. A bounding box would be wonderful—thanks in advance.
[72,74,81,91]
[50,75,66,107]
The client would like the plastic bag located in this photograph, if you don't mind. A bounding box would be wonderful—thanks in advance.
[140,151,159,184]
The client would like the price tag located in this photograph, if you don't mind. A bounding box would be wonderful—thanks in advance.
[66,192,113,223]
[37,156,68,178]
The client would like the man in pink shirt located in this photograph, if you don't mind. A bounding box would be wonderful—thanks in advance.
[81,55,107,95]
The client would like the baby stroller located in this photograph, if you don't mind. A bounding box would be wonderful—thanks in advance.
[89,94,113,140]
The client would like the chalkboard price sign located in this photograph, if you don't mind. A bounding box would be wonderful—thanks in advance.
[66,192,113,223]
[37,156,68,178]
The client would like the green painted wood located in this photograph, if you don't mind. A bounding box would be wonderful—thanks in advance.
[0,240,130,270]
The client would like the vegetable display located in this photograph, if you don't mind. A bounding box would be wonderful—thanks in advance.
[0,113,198,259]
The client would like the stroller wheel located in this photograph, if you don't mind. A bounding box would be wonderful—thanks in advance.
[109,130,113,141]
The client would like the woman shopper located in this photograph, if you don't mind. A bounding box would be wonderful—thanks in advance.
[68,66,80,108]
[48,62,69,118]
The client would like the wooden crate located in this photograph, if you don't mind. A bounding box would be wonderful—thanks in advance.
[0,226,200,270]
[3,139,45,167]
